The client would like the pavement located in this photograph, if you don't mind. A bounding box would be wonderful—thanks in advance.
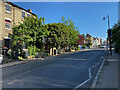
[1,60,30,68]
[95,50,119,89]
[2,48,105,88]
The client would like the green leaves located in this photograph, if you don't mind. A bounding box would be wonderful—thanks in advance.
[46,17,80,49]
[11,16,49,55]
[11,16,80,55]
[112,22,120,49]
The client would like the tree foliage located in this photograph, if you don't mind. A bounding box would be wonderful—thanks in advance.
[11,16,49,55]
[112,22,120,49]
[11,16,80,55]
[45,17,79,49]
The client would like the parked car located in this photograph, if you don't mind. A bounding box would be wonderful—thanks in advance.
[100,45,106,48]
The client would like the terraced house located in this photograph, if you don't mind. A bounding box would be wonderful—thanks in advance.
[0,0,36,50]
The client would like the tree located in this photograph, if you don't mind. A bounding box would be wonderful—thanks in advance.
[10,16,49,56]
[60,17,79,48]
[77,35,85,45]
[11,16,80,57]
[85,38,92,47]
[112,21,120,51]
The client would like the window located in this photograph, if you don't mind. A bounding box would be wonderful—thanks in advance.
[6,4,11,12]
[22,11,25,18]
[27,14,31,17]
[5,20,11,29]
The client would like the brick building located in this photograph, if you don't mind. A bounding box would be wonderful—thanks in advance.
[0,0,36,50]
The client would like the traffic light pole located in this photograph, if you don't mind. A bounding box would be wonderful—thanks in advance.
[108,15,112,56]
[108,15,110,29]
[108,29,112,56]
[103,15,112,56]
[109,37,112,55]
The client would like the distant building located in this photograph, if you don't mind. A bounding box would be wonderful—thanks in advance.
[0,1,36,49]
[92,37,99,48]
[92,37,102,48]
[78,33,94,48]
[100,38,102,45]
[97,38,102,45]
[85,33,93,48]
[77,33,102,48]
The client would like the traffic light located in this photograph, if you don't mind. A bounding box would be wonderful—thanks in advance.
[107,29,112,38]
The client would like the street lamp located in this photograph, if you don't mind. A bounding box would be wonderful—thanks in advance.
[103,15,112,55]
[103,15,110,29]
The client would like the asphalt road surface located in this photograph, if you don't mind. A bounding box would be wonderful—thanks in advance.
[2,48,106,89]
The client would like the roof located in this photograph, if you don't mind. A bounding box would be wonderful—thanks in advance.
[6,2,36,16]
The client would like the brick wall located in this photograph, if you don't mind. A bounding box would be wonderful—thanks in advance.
[0,1,35,49]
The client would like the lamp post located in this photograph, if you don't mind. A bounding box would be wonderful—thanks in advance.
[103,15,112,55]
[103,15,110,29]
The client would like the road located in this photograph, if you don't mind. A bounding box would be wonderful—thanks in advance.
[2,48,105,89]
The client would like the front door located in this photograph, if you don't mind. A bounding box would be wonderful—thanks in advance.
[4,39,10,49]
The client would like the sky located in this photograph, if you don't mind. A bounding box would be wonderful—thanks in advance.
[13,2,118,41]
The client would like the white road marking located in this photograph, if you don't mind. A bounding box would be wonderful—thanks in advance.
[73,79,90,90]
[73,63,100,90]
[89,68,92,79]
[88,63,100,79]
[13,70,31,79]
[90,63,99,69]
[89,63,99,79]
[4,66,43,85]
[91,59,106,88]
[8,79,18,85]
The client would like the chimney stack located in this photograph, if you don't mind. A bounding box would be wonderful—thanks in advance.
[27,9,32,13]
